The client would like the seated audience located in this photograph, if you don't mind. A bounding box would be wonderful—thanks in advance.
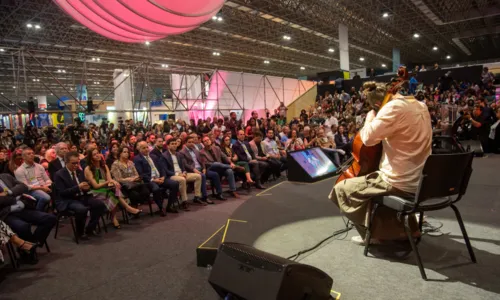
[110,146,151,207]
[232,130,266,189]
[314,128,342,166]
[219,135,253,186]
[84,149,141,229]
[54,151,106,239]
[14,148,52,211]
[179,136,219,202]
[105,141,119,169]
[6,149,23,176]
[48,142,69,180]
[161,139,202,210]
[134,141,179,215]
[285,129,305,151]
[199,136,239,198]
[262,129,287,178]
[149,137,164,161]
[334,125,352,156]
[0,172,56,260]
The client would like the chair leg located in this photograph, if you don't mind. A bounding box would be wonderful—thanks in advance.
[450,204,477,263]
[364,203,378,256]
[416,211,424,244]
[7,243,19,269]
[54,215,60,239]
[404,214,427,280]
[100,215,108,233]
[148,201,154,217]
[69,217,79,244]
[44,241,51,253]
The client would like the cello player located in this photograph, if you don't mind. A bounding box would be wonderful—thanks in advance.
[329,81,432,245]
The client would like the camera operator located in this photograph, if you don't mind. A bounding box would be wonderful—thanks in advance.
[464,104,491,152]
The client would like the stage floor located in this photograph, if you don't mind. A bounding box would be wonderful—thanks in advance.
[220,155,500,300]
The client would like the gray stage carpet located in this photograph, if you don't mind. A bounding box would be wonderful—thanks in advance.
[1,155,499,300]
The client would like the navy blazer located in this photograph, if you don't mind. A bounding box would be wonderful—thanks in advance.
[133,154,164,183]
[160,151,186,177]
[150,147,163,161]
[53,167,88,212]
[48,157,64,180]
[232,140,256,162]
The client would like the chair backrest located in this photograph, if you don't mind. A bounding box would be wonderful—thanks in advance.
[415,152,474,205]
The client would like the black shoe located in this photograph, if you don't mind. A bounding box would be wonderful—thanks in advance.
[193,197,207,206]
[202,197,215,204]
[215,194,226,201]
[18,242,38,265]
[166,207,179,213]
[180,202,190,211]
[255,184,265,189]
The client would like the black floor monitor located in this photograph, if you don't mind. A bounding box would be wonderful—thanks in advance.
[287,147,338,183]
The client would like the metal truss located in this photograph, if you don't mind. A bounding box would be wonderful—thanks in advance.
[0,0,499,110]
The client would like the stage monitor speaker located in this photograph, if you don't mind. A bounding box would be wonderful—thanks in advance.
[287,147,338,183]
[460,140,484,157]
[209,242,333,300]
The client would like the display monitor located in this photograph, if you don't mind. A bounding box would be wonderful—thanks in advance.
[289,148,337,178]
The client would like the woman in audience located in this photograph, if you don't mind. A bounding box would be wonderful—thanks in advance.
[106,141,119,169]
[175,137,183,152]
[220,136,252,183]
[84,149,141,229]
[1,220,38,264]
[110,146,150,207]
[34,145,46,164]
[285,129,305,151]
[6,150,23,176]
[245,118,256,141]
[41,148,56,171]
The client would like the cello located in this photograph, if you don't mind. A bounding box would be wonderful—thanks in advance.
[336,67,408,184]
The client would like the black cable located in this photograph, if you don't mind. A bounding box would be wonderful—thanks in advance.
[287,219,354,261]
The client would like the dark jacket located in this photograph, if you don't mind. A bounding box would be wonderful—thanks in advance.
[0,174,29,220]
[133,154,164,183]
[48,156,64,180]
[150,147,163,161]
[53,167,89,212]
[179,147,205,172]
[232,140,256,162]
[334,133,349,148]
[160,151,186,177]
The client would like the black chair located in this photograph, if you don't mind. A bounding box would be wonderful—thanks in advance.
[363,152,477,280]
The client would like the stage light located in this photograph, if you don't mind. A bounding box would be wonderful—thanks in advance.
[264,60,270,64]
[145,41,150,45]
[53,0,224,43]
[0,92,3,95]
[382,12,389,18]
[97,93,100,96]
[212,16,217,21]
[382,63,387,67]
[413,33,420,38]
[359,57,365,61]
[283,35,291,40]
[92,57,96,61]
[36,79,40,82]
[162,64,168,68]
[328,48,335,53]
[217,17,223,22]
[27,23,33,28]
[57,69,61,73]
[446,55,451,59]
[213,52,220,56]
[35,24,41,29]
[62,69,66,73]
[0,49,4,52]
[97,58,100,61]
[300,66,305,70]
[433,46,438,51]
[12,86,16,89]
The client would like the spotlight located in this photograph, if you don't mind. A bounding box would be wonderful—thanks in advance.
[97,58,100,61]
[413,33,420,38]
[283,35,291,40]
[300,66,305,70]
[145,41,150,45]
[212,16,217,21]
[36,79,40,82]
[264,60,270,64]
[33,79,36,82]
[217,17,223,22]
[0,49,4,52]
[161,64,168,68]
[12,86,16,89]
[446,55,451,59]
[62,69,66,73]
[382,12,389,18]
[433,46,438,51]
[35,24,41,29]
[359,57,365,61]
[213,52,220,56]
[27,23,33,28]
[382,63,387,68]
[57,69,61,73]
[328,48,335,53]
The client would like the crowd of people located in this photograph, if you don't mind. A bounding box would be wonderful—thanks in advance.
[0,65,498,267]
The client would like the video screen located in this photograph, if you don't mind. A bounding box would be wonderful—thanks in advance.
[290,148,337,178]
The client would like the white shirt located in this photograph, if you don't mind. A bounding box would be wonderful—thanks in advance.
[360,95,432,193]
[324,116,338,132]
[170,153,182,174]
[58,156,65,168]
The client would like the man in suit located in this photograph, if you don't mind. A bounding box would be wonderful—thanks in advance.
[180,136,221,202]
[149,137,164,161]
[199,136,239,198]
[232,130,266,189]
[160,139,201,210]
[54,151,106,239]
[48,142,68,180]
[0,174,56,252]
[134,141,179,215]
